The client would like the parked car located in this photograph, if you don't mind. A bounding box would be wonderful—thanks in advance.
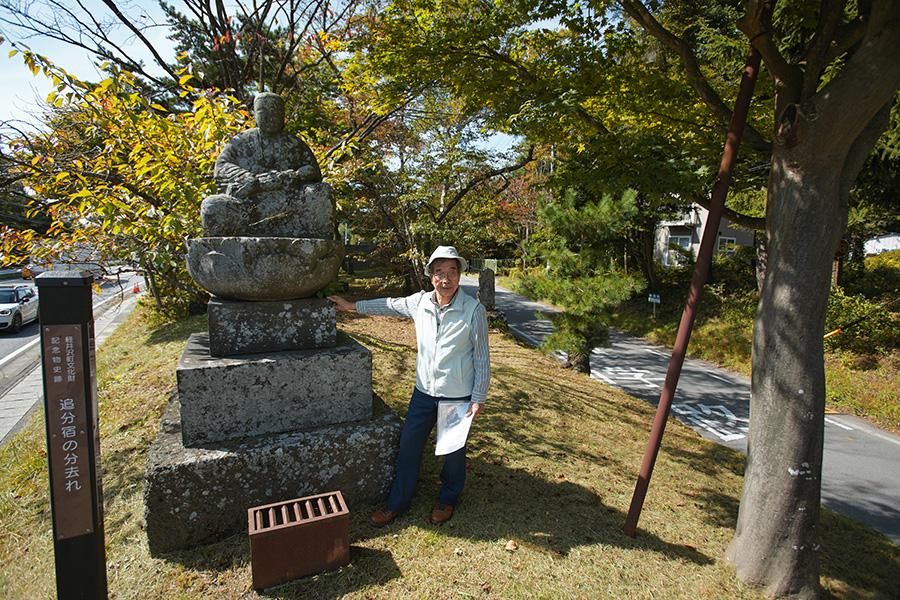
[0,284,39,334]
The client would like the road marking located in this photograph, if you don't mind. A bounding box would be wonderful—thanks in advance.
[864,429,900,447]
[672,403,749,442]
[705,372,733,384]
[0,290,130,369]
[0,338,40,368]
[594,366,665,389]
[825,416,854,431]
[507,325,543,347]
[591,372,617,385]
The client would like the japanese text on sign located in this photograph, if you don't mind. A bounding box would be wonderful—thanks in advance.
[43,325,93,540]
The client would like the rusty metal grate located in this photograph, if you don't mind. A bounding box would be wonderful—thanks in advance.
[248,491,350,590]
[250,491,346,532]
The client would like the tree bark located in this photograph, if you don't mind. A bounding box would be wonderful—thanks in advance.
[725,139,840,600]
[725,3,900,594]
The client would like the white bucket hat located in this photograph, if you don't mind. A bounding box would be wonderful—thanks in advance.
[424,246,468,275]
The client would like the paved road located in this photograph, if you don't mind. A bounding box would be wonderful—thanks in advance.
[1,273,142,385]
[0,275,143,445]
[460,275,900,545]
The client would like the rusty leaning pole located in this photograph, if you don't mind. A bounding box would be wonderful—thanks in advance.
[624,1,775,537]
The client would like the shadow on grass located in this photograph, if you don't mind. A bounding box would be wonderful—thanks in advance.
[818,509,900,600]
[152,446,712,600]
[353,453,714,565]
[143,313,206,346]
[258,547,402,599]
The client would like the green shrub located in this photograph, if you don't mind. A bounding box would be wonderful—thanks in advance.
[508,267,645,372]
[843,248,900,298]
[825,286,900,353]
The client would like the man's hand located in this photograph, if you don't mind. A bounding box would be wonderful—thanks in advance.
[327,295,357,312]
[466,402,485,419]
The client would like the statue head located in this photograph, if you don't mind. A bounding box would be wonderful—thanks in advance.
[254,93,286,135]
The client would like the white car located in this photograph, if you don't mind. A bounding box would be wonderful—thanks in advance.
[0,285,39,334]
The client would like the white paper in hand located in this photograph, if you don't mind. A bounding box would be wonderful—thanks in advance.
[435,401,473,456]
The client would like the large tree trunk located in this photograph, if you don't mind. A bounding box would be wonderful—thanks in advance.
[725,11,900,590]
[725,141,843,599]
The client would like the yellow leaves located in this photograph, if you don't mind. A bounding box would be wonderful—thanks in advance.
[46,91,65,108]
[178,73,195,86]
[133,155,153,177]
[96,78,116,93]
[6,48,249,289]
[26,55,40,76]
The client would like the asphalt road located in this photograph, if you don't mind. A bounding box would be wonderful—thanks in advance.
[0,272,144,394]
[459,274,900,545]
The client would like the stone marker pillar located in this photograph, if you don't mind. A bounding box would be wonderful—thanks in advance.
[36,270,108,599]
[476,267,507,331]
[477,268,495,311]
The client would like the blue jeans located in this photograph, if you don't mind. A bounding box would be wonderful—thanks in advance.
[385,388,469,512]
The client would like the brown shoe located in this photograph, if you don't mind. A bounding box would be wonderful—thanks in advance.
[369,506,400,527]
[429,501,454,525]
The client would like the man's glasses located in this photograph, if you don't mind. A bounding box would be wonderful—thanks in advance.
[431,271,459,281]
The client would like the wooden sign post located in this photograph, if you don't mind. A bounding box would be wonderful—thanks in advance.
[36,270,107,600]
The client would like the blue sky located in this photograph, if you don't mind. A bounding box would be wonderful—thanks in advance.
[1,0,173,127]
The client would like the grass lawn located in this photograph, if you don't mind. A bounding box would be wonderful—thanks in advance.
[1,277,898,599]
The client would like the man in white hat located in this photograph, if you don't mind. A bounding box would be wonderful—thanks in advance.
[328,246,489,526]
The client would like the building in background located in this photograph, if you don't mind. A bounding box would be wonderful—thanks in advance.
[654,204,755,267]
[864,233,900,256]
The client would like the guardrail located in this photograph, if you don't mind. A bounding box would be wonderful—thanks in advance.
[0,269,23,281]
[468,258,519,274]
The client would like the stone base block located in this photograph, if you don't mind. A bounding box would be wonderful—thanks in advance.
[144,393,402,556]
[177,332,372,446]
[208,296,335,356]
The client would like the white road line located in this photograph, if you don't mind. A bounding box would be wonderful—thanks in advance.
[825,416,854,431]
[705,372,733,384]
[507,325,543,347]
[0,338,40,368]
[0,291,127,369]
[590,371,617,385]
[860,427,900,447]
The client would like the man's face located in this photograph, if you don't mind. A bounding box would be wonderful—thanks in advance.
[254,100,285,135]
[430,258,460,296]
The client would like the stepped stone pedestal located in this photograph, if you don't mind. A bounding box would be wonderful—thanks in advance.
[144,325,403,555]
[178,332,373,445]
[207,296,336,357]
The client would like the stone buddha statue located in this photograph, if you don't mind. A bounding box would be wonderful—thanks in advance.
[186,92,343,302]
[200,92,332,240]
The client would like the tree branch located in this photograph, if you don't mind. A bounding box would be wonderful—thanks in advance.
[455,44,610,135]
[737,0,803,113]
[799,0,848,100]
[619,0,771,152]
[826,18,867,63]
[434,145,535,225]
[100,0,181,82]
[690,193,766,231]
